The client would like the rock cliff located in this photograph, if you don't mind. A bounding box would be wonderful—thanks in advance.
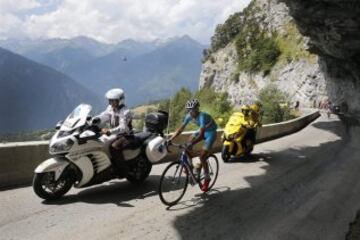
[281,0,360,113]
[200,0,360,113]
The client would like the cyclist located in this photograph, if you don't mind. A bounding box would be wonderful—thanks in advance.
[168,99,217,192]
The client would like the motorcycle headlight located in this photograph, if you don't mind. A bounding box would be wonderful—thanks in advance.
[49,139,74,154]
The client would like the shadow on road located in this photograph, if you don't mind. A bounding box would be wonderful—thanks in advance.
[313,114,360,138]
[166,186,232,211]
[171,116,360,240]
[42,175,162,206]
[226,153,270,163]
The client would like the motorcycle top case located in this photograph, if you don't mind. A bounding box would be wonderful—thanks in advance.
[145,136,167,163]
[145,110,168,134]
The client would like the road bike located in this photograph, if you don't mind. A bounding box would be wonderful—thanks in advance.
[158,142,219,206]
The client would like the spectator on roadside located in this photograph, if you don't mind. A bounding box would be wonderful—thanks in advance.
[326,100,332,118]
[294,101,300,110]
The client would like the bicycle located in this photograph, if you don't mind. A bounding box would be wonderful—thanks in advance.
[158,142,219,206]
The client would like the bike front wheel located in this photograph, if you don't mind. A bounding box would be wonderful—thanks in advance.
[205,154,219,190]
[159,161,189,206]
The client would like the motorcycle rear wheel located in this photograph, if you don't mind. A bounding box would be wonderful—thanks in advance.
[221,145,231,162]
[245,139,254,155]
[126,157,152,184]
[33,169,74,200]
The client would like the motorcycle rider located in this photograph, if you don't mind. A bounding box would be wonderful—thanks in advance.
[94,88,133,177]
[168,99,217,192]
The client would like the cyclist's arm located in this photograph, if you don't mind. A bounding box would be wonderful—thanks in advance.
[169,123,186,141]
[170,114,191,141]
[190,113,206,145]
[190,127,205,146]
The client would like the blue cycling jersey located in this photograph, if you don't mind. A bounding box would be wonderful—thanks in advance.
[183,112,217,132]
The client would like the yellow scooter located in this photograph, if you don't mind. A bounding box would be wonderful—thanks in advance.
[221,104,261,162]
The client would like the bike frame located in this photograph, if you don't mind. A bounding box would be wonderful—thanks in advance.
[168,142,214,187]
[179,151,199,186]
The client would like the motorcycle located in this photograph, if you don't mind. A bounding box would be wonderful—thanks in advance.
[221,105,261,162]
[33,104,168,200]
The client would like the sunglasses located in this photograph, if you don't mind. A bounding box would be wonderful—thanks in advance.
[187,108,197,113]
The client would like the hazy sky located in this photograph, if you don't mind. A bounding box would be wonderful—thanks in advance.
[0,0,251,43]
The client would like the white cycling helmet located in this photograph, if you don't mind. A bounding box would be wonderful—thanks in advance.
[105,88,125,105]
[185,99,200,110]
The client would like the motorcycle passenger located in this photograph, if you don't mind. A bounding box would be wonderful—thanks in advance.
[168,99,217,192]
[241,105,252,127]
[95,88,133,177]
[249,103,262,128]
[241,105,256,151]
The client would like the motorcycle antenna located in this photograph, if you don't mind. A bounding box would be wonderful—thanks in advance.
[165,98,172,137]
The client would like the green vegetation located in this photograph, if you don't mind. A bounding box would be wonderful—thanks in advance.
[205,1,316,79]
[154,88,233,132]
[205,1,281,76]
[206,12,244,58]
[276,21,317,65]
[236,32,280,76]
[257,84,295,124]
[211,12,242,51]
[0,129,55,143]
[231,72,240,83]
[205,0,259,59]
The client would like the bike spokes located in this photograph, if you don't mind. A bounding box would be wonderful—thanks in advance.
[159,162,189,206]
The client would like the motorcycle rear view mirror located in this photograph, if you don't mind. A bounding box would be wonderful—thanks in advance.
[55,120,64,130]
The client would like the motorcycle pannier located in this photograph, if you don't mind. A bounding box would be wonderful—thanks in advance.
[145,111,168,134]
[146,136,167,163]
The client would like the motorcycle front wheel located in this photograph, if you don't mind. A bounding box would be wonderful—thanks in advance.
[33,169,74,200]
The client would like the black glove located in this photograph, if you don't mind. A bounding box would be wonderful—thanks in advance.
[91,117,101,125]
[184,142,193,150]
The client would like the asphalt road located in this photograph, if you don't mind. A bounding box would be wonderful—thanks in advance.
[1,114,360,240]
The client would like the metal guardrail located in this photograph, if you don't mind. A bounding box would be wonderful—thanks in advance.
[0,110,320,189]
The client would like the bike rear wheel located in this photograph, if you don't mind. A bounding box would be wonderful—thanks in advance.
[159,161,189,206]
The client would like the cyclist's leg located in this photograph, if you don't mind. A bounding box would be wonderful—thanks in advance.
[200,131,216,191]
[186,131,199,165]
[200,149,210,179]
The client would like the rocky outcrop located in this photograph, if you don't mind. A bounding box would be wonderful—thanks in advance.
[200,0,328,108]
[281,0,360,113]
[200,0,360,113]
[200,43,326,106]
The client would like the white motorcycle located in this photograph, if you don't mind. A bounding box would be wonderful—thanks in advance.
[33,104,168,200]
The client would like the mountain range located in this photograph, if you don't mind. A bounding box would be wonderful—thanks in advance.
[0,47,101,134]
[0,35,205,133]
[0,35,205,106]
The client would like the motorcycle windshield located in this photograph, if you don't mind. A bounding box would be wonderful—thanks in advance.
[61,104,92,131]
